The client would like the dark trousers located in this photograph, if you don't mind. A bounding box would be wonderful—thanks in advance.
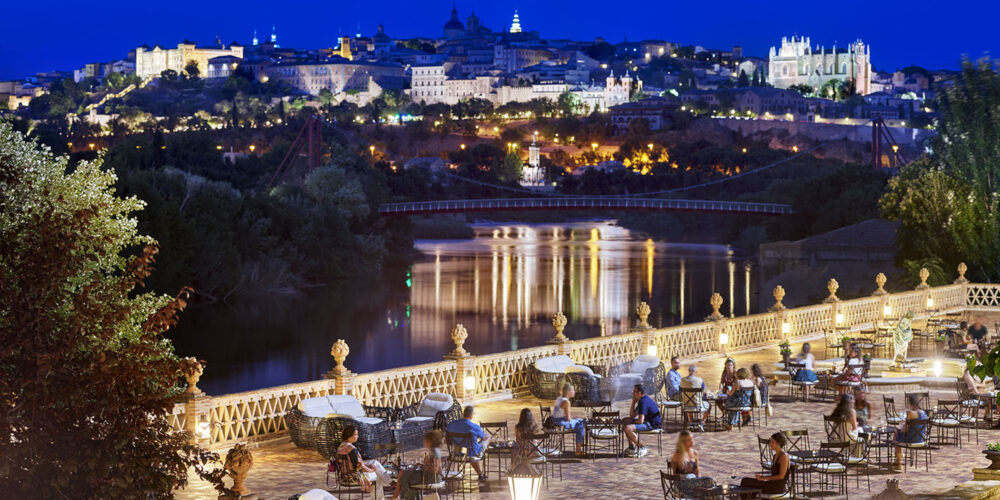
[740,477,785,495]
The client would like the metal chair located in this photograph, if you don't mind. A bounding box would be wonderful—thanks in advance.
[757,435,775,473]
[585,411,621,461]
[904,391,931,413]
[444,431,481,489]
[480,421,509,481]
[724,387,756,432]
[660,471,683,500]
[786,362,817,402]
[931,400,962,448]
[680,387,706,431]
[883,396,904,425]
[659,399,682,428]
[813,442,849,498]
[636,413,665,456]
[892,417,932,472]
[331,453,379,500]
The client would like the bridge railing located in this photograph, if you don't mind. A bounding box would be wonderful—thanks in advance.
[379,197,792,215]
[175,265,992,449]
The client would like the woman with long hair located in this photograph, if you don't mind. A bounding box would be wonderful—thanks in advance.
[551,383,586,456]
[724,367,756,428]
[393,430,443,500]
[669,430,700,476]
[718,358,737,411]
[751,363,770,414]
[739,432,790,499]
[828,394,863,458]
[793,343,818,401]
[836,345,863,395]
[337,425,393,499]
[513,408,542,465]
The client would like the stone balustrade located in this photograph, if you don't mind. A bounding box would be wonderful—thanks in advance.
[172,265,1000,450]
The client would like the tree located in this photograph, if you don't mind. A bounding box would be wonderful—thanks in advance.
[184,60,200,79]
[0,122,222,497]
[788,84,813,96]
[881,58,1000,281]
[498,153,523,183]
[737,70,749,87]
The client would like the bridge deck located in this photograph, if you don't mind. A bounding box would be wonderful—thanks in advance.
[379,197,792,216]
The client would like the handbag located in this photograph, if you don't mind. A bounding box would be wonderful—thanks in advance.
[752,386,762,407]
[766,403,774,417]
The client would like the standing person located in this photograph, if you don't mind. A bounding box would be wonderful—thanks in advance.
[551,384,586,456]
[623,384,661,457]
[724,368,756,428]
[445,406,491,481]
[513,408,542,465]
[738,433,790,499]
[892,394,928,472]
[793,343,819,401]
[970,318,989,343]
[681,365,711,430]
[718,358,737,411]
[667,356,683,400]
[853,389,873,427]
[668,430,700,476]
[394,430,443,500]
[337,425,394,499]
[751,364,770,414]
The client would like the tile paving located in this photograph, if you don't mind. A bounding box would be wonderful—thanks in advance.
[177,334,1000,499]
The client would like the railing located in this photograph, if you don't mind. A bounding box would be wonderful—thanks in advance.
[173,271,996,449]
[379,197,793,216]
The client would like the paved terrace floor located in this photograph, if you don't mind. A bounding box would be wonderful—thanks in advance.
[177,327,1000,499]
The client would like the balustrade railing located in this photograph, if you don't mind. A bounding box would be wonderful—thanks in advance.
[172,264,998,448]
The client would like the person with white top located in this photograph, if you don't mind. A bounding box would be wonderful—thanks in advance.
[792,343,819,401]
[552,384,585,456]
[836,345,864,395]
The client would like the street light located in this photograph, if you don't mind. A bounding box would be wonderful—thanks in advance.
[647,143,654,151]
[591,142,598,151]
[249,144,256,152]
[370,145,375,155]
[507,462,543,500]
[460,144,466,150]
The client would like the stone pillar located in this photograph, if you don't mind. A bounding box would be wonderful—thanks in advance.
[445,324,477,403]
[180,357,211,446]
[873,273,889,324]
[956,262,970,308]
[633,302,657,358]
[325,339,355,396]
[769,286,787,341]
[714,317,729,358]
[549,311,571,356]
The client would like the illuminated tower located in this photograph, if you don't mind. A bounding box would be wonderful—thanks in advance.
[510,10,522,33]
[252,29,258,46]
[270,25,278,47]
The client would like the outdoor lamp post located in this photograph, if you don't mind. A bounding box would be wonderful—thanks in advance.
[507,462,543,500]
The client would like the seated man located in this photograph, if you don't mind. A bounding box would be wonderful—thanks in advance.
[445,405,491,481]
[970,318,989,343]
[667,356,683,401]
[623,384,661,458]
[681,365,711,430]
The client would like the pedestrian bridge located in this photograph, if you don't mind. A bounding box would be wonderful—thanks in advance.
[378,197,793,216]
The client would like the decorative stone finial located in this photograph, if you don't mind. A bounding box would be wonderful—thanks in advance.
[551,312,569,343]
[769,285,786,311]
[636,301,651,330]
[706,293,724,321]
[824,278,840,303]
[224,443,254,497]
[599,318,606,337]
[955,262,969,284]
[179,357,205,395]
[330,339,350,375]
[916,267,930,289]
[449,324,469,356]
[873,273,887,295]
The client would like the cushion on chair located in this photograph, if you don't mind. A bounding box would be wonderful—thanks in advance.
[405,416,435,425]
[589,428,619,438]
[417,392,455,417]
[631,354,661,374]
[813,463,846,473]
[847,457,867,465]
[617,373,644,386]
[297,397,335,418]
[565,364,596,377]
[535,355,576,373]
[661,401,682,408]
[932,418,959,426]
[327,395,366,419]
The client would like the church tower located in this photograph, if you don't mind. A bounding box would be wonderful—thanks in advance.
[467,11,481,34]
[270,25,278,46]
[510,10,522,33]
[338,37,353,60]
[252,29,258,46]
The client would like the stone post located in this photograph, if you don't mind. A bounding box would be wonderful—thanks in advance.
[549,311,571,356]
[180,357,211,446]
[916,268,933,318]
[873,273,889,324]
[769,286,787,341]
[956,262,970,308]
[325,339,355,396]
[633,302,657,358]
[445,324,477,403]
[702,294,727,356]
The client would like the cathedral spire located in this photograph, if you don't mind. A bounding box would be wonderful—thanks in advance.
[252,28,258,46]
[510,9,522,33]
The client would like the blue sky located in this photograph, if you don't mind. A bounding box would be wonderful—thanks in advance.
[1,0,996,80]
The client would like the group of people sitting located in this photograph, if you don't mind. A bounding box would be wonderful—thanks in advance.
[666,356,771,431]
[946,318,990,353]
[668,430,791,499]
[790,342,865,400]
[546,382,662,458]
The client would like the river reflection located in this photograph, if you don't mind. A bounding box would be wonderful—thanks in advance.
[169,221,756,394]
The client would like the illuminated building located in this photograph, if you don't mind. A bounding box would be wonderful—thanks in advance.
[767,36,872,95]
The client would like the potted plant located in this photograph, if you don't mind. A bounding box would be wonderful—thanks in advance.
[862,354,871,377]
[984,442,1000,470]
[779,341,792,366]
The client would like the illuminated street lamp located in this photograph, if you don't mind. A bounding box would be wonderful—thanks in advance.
[591,142,598,151]
[647,143,654,151]
[460,144,466,150]
[88,143,96,150]
[507,463,542,500]
[370,145,376,155]
[792,146,799,153]
[249,144,256,152]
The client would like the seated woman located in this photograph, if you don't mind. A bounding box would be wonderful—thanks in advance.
[792,343,819,401]
[752,364,770,412]
[892,394,928,472]
[668,430,700,476]
[337,425,394,500]
[853,389,872,428]
[718,358,737,411]
[739,432,790,499]
[724,368,756,429]
[836,345,863,395]
[551,383,586,456]
[393,430,443,500]
[513,408,542,465]
[828,394,863,459]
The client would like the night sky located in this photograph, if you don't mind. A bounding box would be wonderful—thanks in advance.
[2,0,996,80]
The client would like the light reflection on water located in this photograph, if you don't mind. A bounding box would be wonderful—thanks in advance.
[170,221,755,394]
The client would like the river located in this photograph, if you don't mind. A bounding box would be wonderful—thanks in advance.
[169,221,757,395]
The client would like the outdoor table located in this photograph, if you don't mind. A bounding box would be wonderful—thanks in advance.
[582,417,624,458]
[690,484,760,499]
[978,393,997,425]
[577,400,612,419]
[485,440,514,480]
[703,393,729,431]
[861,426,897,467]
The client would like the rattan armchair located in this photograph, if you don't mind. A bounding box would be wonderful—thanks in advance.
[610,354,667,398]
[528,355,603,400]
[287,395,396,458]
[396,392,463,444]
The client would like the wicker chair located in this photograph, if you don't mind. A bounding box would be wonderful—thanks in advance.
[396,392,463,447]
[528,355,602,400]
[287,395,396,459]
[610,355,667,400]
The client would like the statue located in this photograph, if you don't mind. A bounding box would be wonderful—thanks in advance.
[891,311,915,367]
[223,443,254,498]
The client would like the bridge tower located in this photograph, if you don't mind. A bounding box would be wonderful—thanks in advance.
[521,133,544,187]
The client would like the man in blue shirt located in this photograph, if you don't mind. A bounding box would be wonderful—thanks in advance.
[667,356,683,400]
[623,384,661,457]
[445,405,490,480]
